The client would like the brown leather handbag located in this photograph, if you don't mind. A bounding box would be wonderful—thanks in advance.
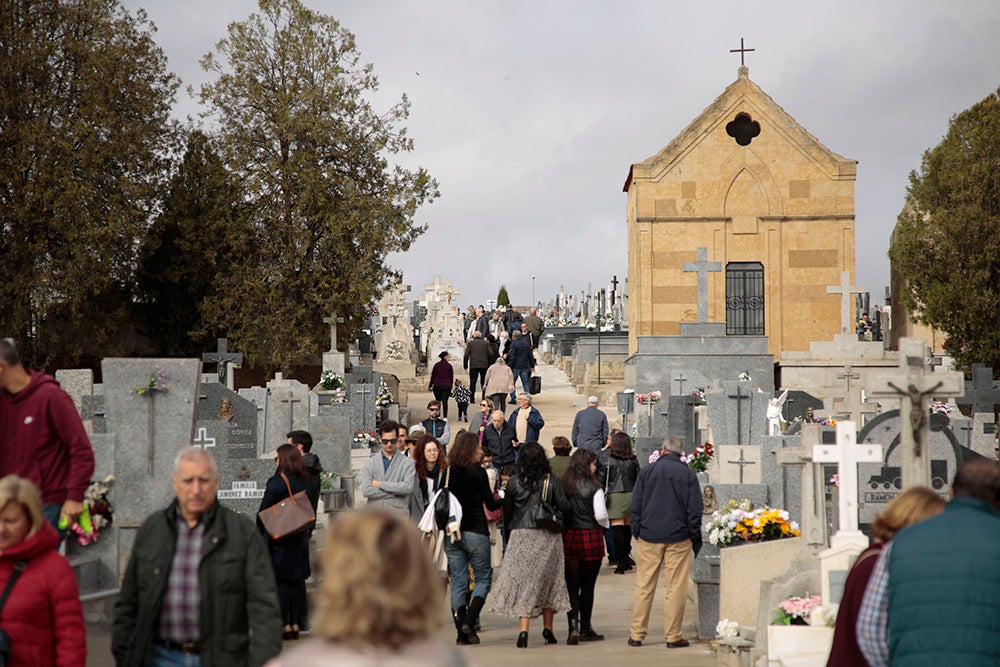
[257,473,316,539]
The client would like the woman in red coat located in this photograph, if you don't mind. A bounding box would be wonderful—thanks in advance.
[0,475,86,667]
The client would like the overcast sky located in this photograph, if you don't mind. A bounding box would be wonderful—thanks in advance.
[124,0,1000,311]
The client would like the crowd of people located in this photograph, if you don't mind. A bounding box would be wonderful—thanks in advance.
[3,331,1000,666]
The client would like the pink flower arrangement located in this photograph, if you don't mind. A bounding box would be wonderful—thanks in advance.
[773,594,822,626]
[636,391,662,405]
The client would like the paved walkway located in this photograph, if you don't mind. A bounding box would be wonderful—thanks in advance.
[86,358,718,667]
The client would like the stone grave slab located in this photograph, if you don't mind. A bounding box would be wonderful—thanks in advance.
[781,390,824,424]
[238,387,269,454]
[718,445,762,484]
[82,394,107,434]
[55,368,93,416]
[856,410,968,528]
[101,358,201,535]
[265,378,310,453]
[198,383,259,460]
[214,457,276,519]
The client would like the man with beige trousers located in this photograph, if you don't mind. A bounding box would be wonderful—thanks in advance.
[627,437,703,648]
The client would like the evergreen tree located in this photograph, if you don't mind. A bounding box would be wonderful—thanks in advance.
[136,130,249,356]
[197,0,438,368]
[497,285,511,308]
[889,87,1000,370]
[0,0,178,365]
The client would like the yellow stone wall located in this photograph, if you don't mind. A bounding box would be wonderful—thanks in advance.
[626,69,857,360]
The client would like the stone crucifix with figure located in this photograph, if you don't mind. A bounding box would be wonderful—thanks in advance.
[868,337,964,488]
[683,247,723,322]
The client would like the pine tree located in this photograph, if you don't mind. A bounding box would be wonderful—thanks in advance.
[497,285,511,308]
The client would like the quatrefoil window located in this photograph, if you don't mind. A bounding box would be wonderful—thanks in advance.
[726,113,761,146]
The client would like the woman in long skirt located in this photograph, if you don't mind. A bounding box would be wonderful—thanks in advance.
[487,442,571,648]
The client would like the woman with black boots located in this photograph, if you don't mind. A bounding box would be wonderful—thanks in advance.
[560,449,609,644]
[604,431,640,574]
[442,431,503,645]
[487,442,571,648]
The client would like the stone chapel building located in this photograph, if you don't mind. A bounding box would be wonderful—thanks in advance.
[624,65,858,360]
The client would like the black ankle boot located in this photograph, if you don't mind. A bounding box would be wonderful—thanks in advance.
[580,624,605,641]
[567,611,580,645]
[462,596,485,645]
[453,606,470,645]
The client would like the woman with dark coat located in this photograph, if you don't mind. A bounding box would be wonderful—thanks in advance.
[487,442,571,648]
[0,475,86,667]
[257,444,312,640]
[603,431,640,573]
[428,351,455,418]
[560,449,609,644]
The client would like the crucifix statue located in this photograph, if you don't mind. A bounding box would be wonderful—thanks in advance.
[323,312,344,352]
[868,338,964,488]
[202,338,243,389]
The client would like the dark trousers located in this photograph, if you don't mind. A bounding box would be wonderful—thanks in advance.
[489,393,507,414]
[565,558,602,627]
[469,367,487,399]
[432,386,451,418]
[278,579,307,627]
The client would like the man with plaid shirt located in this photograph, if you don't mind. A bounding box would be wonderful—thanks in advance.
[113,447,281,667]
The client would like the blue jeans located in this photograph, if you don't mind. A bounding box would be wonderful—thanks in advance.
[148,644,202,667]
[445,530,492,609]
[510,368,532,401]
[43,503,68,542]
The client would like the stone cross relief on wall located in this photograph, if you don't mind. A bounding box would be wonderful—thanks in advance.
[825,271,864,334]
[682,247,723,323]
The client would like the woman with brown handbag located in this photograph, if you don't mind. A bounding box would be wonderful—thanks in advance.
[257,444,312,640]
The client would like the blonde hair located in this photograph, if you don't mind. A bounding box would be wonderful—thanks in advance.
[316,510,442,649]
[0,476,46,537]
[870,486,946,542]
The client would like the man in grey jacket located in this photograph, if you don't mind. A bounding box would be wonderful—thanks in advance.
[572,396,609,453]
[361,419,415,514]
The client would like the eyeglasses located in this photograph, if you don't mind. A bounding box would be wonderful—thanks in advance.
[480,403,488,407]
[380,438,399,444]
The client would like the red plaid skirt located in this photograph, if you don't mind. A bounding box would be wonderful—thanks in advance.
[563,528,605,561]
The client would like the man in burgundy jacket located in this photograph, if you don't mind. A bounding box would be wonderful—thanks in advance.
[0,338,94,532]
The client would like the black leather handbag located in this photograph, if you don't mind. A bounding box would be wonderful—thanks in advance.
[532,475,563,533]
[433,467,452,530]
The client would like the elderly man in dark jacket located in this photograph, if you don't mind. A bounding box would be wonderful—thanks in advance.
[483,409,518,469]
[627,437,702,649]
[572,396,609,454]
[112,447,281,667]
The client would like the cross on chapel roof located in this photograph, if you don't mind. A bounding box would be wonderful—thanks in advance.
[730,37,756,69]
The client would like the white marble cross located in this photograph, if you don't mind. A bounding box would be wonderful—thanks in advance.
[868,337,964,488]
[825,271,864,334]
[682,247,722,322]
[813,421,882,533]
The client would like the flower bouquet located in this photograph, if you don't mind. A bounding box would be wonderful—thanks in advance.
[681,442,714,472]
[319,470,338,490]
[129,365,167,400]
[352,430,378,448]
[716,618,740,638]
[384,339,405,360]
[773,594,822,626]
[635,391,662,405]
[705,499,800,547]
[375,378,395,408]
[61,475,115,546]
[319,371,348,403]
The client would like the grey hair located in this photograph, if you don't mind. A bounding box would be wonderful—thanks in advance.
[511,331,521,339]
[0,338,21,366]
[173,446,218,479]
[517,392,532,404]
[490,410,505,420]
[473,330,483,338]
[662,437,683,455]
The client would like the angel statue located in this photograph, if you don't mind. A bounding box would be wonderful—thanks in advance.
[766,389,789,435]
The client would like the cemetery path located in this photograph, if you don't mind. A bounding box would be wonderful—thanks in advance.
[86,569,714,667]
[406,357,624,449]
